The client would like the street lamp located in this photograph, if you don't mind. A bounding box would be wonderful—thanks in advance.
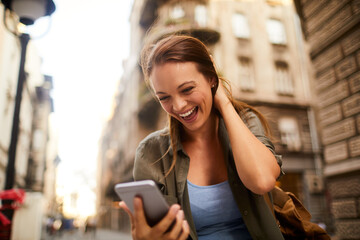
[0,0,56,235]
[2,0,56,187]
[2,0,55,25]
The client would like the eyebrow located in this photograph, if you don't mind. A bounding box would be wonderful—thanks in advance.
[155,81,196,95]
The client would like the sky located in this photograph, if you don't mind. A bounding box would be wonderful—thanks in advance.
[30,0,134,218]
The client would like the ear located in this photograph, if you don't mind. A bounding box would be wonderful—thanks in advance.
[209,77,217,88]
[210,77,218,96]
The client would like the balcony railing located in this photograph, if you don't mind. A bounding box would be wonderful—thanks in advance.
[143,1,220,45]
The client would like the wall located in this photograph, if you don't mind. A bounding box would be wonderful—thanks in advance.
[295,0,360,238]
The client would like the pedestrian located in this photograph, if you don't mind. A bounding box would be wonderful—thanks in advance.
[120,35,284,240]
[85,216,97,239]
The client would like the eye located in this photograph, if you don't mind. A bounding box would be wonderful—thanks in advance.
[182,87,194,93]
[159,96,169,101]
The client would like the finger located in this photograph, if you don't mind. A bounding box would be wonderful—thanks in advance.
[154,204,180,234]
[165,210,184,239]
[119,201,134,226]
[119,201,130,214]
[209,54,216,67]
[133,197,149,227]
[178,220,190,240]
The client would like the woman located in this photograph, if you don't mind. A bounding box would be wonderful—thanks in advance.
[120,35,284,240]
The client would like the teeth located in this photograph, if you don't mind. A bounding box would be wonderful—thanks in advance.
[179,107,196,118]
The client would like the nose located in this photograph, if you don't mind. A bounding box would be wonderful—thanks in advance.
[172,96,187,112]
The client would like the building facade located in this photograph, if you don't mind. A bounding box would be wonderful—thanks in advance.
[97,0,331,233]
[0,3,59,237]
[294,0,360,239]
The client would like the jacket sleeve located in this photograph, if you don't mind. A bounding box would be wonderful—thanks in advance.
[133,139,152,181]
[133,131,169,183]
[133,133,179,205]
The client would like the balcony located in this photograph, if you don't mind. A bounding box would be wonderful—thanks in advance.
[142,0,220,45]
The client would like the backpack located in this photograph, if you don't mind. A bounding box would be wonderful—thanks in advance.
[264,186,331,240]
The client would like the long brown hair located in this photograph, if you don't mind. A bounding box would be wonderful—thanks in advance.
[141,35,270,177]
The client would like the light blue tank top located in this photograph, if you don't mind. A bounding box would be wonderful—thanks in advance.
[187,180,252,240]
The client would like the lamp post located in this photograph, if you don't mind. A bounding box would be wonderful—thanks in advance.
[5,32,30,192]
[0,0,55,236]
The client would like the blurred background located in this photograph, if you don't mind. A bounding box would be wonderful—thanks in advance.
[0,0,359,239]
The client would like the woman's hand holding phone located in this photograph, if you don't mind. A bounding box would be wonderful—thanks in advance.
[120,197,190,240]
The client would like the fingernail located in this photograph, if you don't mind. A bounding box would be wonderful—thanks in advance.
[177,210,184,219]
[171,204,180,214]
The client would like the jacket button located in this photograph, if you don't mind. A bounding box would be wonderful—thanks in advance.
[243,210,248,216]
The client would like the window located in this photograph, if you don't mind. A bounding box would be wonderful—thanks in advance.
[170,5,185,19]
[195,5,207,27]
[278,117,301,151]
[275,61,293,95]
[266,19,287,44]
[232,13,250,38]
[238,57,255,91]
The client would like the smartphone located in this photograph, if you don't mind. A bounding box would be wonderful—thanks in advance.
[114,180,170,226]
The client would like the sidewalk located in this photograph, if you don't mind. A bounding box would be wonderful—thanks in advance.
[94,228,132,240]
[42,228,132,240]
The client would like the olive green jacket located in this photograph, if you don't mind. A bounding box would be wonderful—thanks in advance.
[133,112,285,240]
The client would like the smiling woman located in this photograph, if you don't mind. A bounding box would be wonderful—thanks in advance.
[119,35,284,240]
[151,62,215,132]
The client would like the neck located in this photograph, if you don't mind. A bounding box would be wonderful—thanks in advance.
[181,111,219,143]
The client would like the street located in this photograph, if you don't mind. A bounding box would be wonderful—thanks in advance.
[42,228,132,240]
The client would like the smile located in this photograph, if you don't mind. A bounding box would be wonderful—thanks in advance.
[179,107,196,118]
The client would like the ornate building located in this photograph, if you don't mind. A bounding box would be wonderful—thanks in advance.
[97,0,331,233]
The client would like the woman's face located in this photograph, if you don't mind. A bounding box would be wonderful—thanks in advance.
[150,62,215,132]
